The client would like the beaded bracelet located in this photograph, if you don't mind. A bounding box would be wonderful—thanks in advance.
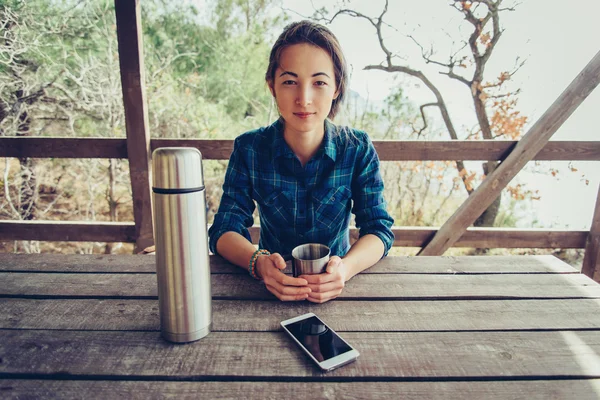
[248,249,270,280]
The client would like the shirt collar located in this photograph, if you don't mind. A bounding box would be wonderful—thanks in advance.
[271,118,338,162]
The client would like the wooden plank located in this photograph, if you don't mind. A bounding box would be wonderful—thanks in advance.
[374,140,600,161]
[1,330,600,378]
[151,139,234,159]
[2,137,600,161]
[582,183,600,282]
[0,221,589,249]
[0,253,242,274]
[114,0,153,252]
[0,254,577,274]
[387,227,588,248]
[3,298,600,332]
[0,220,136,242]
[1,272,599,299]
[0,138,128,158]
[2,380,599,400]
[421,50,600,256]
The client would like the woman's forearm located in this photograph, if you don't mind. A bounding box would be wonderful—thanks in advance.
[341,234,385,281]
[215,231,257,271]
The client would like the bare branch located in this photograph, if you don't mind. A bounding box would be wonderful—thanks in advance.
[407,25,471,86]
[481,2,502,65]
[487,88,521,99]
[440,69,471,86]
[412,102,438,136]
[364,64,460,139]
[326,1,394,67]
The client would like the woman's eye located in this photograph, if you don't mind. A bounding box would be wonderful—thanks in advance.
[315,81,327,86]
[282,80,296,85]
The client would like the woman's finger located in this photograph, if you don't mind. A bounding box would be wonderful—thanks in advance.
[307,280,343,294]
[279,274,309,287]
[300,273,333,284]
[325,256,343,273]
[266,276,311,296]
[263,262,308,286]
[306,290,341,303]
[265,284,309,301]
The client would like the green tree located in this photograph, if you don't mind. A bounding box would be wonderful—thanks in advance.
[1,0,289,253]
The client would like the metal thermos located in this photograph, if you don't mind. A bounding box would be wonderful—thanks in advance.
[152,147,211,343]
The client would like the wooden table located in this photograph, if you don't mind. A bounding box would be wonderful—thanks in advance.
[1,254,600,399]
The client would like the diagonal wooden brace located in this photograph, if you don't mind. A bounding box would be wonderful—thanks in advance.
[419,50,600,256]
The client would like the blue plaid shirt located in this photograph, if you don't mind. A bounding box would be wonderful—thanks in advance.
[208,119,394,258]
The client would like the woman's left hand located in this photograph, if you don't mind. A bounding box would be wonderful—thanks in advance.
[300,256,347,303]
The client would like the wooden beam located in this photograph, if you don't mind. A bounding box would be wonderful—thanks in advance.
[419,50,600,256]
[384,227,587,248]
[0,221,587,249]
[114,0,153,252]
[582,183,600,282]
[0,138,127,159]
[4,381,598,400]
[2,138,600,161]
[0,221,136,242]
[373,140,600,161]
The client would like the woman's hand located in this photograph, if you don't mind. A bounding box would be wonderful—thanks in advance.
[300,256,347,303]
[256,253,311,301]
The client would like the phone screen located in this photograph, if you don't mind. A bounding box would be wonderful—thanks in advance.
[284,315,352,362]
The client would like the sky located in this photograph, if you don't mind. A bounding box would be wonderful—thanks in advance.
[281,0,600,229]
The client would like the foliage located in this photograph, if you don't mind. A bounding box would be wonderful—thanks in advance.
[0,0,285,253]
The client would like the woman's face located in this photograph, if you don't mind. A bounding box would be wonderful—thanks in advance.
[269,43,339,138]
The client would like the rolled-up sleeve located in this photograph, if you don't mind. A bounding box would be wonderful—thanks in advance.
[208,137,256,255]
[351,135,395,257]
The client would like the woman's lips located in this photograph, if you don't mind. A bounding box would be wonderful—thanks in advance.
[294,112,315,119]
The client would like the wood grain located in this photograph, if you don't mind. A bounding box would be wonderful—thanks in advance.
[114,0,153,251]
[3,298,600,332]
[389,227,588,248]
[1,272,599,299]
[420,50,600,256]
[1,330,600,378]
[0,254,576,274]
[0,220,136,242]
[2,380,599,400]
[1,254,599,398]
[2,138,599,161]
[582,183,600,282]
[0,221,589,249]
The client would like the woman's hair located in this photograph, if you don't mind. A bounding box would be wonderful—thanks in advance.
[266,20,348,120]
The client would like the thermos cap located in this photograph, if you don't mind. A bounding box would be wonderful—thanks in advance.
[152,147,204,190]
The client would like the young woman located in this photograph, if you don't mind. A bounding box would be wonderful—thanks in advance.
[208,20,394,303]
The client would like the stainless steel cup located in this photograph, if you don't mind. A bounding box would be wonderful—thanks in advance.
[152,147,212,343]
[291,243,331,277]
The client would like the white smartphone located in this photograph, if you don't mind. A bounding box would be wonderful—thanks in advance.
[280,312,360,372]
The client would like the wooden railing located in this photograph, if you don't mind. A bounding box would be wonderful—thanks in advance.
[1,0,598,283]
[1,138,598,250]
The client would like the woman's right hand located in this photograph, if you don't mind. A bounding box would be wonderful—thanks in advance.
[256,253,311,301]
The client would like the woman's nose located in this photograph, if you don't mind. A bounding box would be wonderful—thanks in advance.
[296,85,312,106]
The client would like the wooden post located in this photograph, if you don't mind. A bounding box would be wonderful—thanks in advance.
[582,183,600,282]
[114,0,154,252]
[419,50,600,256]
